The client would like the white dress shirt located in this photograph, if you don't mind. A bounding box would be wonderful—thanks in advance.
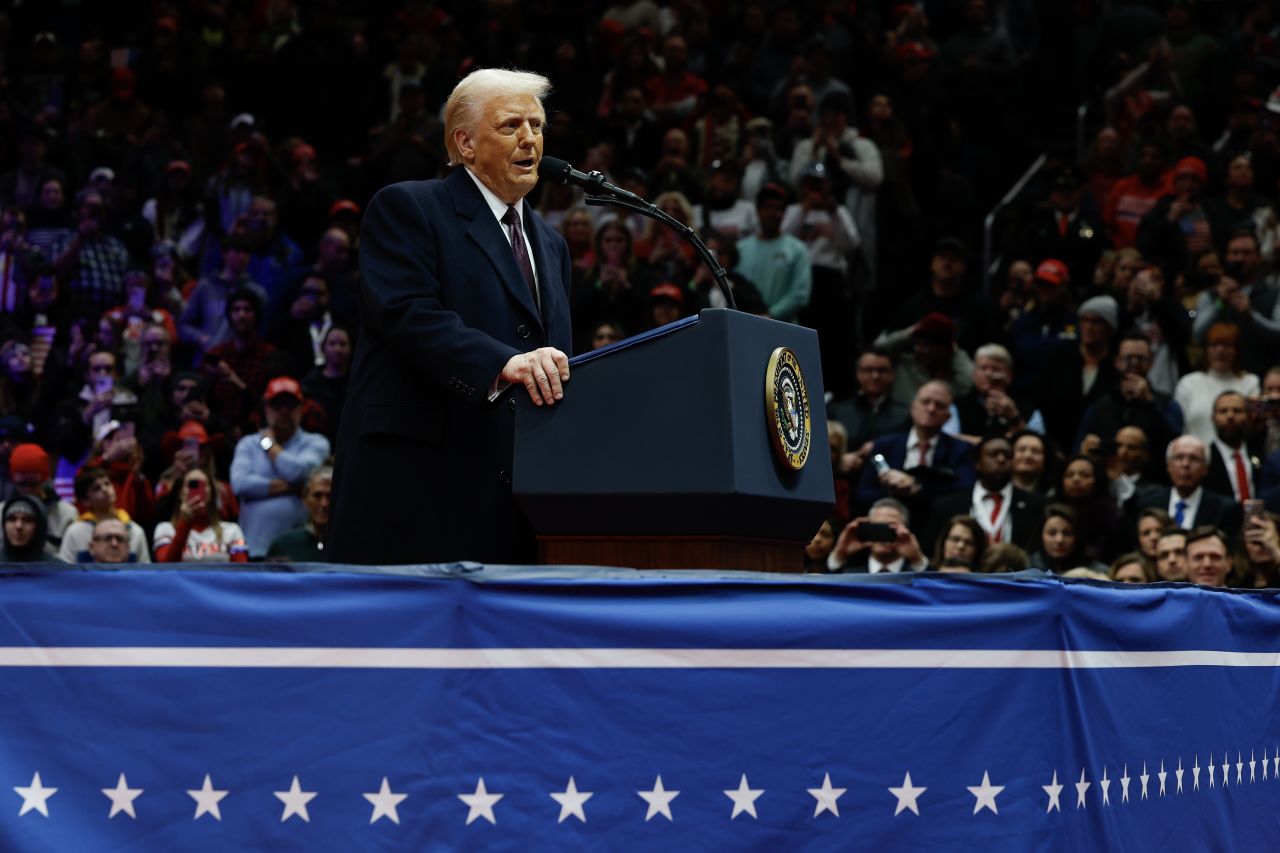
[904,430,937,469]
[465,167,539,300]
[1168,486,1203,529]
[971,482,1013,543]
[1212,438,1252,501]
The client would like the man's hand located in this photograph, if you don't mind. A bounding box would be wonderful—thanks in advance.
[892,521,926,567]
[880,468,917,496]
[502,347,569,407]
[267,478,292,496]
[1120,372,1154,402]
[832,518,869,565]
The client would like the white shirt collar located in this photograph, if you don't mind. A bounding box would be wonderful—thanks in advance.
[465,167,522,229]
[869,556,906,574]
[1169,486,1203,527]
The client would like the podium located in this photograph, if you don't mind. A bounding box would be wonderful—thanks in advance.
[513,309,834,572]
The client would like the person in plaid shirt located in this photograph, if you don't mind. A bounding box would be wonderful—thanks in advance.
[50,190,129,315]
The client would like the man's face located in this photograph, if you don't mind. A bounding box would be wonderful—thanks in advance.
[1078,314,1110,346]
[88,352,116,382]
[973,355,1010,394]
[1167,438,1207,492]
[322,330,350,368]
[1186,537,1230,587]
[867,505,904,562]
[460,93,545,206]
[662,128,688,159]
[1115,427,1148,475]
[856,353,893,398]
[976,438,1012,487]
[1168,106,1194,138]
[318,231,350,269]
[1225,237,1260,280]
[89,520,129,563]
[12,468,46,498]
[298,278,330,316]
[305,478,331,528]
[930,250,964,288]
[911,383,951,432]
[223,246,250,276]
[228,300,257,336]
[707,171,737,202]
[1213,394,1248,446]
[141,328,170,363]
[912,338,949,372]
[172,378,200,408]
[754,197,783,235]
[86,476,116,514]
[247,199,277,233]
[1136,145,1165,181]
[1116,339,1152,376]
[4,510,36,549]
[40,180,63,210]
[266,396,302,437]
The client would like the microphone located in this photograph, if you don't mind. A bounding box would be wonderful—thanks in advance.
[539,156,643,202]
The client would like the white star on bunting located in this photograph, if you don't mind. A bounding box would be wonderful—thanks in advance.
[1273,747,1279,779]
[102,773,143,819]
[1250,751,1257,783]
[968,771,1004,815]
[14,772,56,818]
[1074,768,1091,809]
[551,777,593,824]
[1042,771,1064,813]
[888,772,925,817]
[187,774,228,821]
[808,773,845,818]
[458,778,502,826]
[274,776,317,823]
[723,774,762,820]
[1120,765,1131,803]
[1139,763,1149,800]
[1220,754,1229,789]
[1208,759,1215,789]
[1264,750,1269,781]
[1192,756,1201,791]
[1100,766,1111,806]
[1235,753,1243,785]
[637,776,679,822]
[1176,757,1185,794]
[1158,760,1167,797]
[363,777,407,826]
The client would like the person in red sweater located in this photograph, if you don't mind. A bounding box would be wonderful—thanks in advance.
[1104,140,1172,249]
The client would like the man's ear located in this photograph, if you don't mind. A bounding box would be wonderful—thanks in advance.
[454,127,474,163]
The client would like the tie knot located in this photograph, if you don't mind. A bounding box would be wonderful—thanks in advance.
[502,206,520,227]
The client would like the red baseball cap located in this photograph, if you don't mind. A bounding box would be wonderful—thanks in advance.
[1173,156,1207,181]
[649,283,685,304]
[329,199,362,218]
[1034,259,1070,287]
[264,376,304,403]
[9,443,49,479]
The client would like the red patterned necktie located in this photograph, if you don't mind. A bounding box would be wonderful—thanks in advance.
[1235,451,1251,501]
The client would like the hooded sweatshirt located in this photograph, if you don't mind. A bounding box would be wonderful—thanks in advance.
[2,493,56,562]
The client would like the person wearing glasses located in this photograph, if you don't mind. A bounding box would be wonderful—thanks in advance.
[85,518,133,563]
[153,467,247,562]
[59,466,150,562]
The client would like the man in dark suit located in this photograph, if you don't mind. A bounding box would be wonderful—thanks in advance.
[924,434,1045,554]
[1134,435,1242,541]
[329,68,573,565]
[1203,390,1261,503]
[855,379,975,532]
[825,498,929,574]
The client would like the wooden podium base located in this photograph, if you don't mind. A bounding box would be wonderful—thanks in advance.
[538,536,804,573]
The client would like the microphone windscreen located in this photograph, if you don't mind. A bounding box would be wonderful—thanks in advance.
[539,156,571,182]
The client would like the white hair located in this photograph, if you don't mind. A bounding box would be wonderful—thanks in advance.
[444,68,552,166]
[974,343,1012,365]
[1166,435,1209,463]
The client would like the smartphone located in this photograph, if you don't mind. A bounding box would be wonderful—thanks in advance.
[93,374,114,395]
[872,454,891,477]
[187,479,207,501]
[183,436,200,456]
[856,522,897,542]
[1244,499,1266,521]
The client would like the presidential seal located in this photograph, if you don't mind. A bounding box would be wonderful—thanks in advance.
[765,347,811,471]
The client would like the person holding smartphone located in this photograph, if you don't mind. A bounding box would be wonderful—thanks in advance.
[153,468,248,562]
[825,497,928,573]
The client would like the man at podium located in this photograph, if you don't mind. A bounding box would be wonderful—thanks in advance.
[328,69,573,565]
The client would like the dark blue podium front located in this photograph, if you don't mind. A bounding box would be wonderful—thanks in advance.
[513,309,835,571]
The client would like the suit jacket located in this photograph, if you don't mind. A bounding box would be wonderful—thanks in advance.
[923,485,1046,556]
[328,168,573,564]
[1133,486,1243,541]
[1205,444,1261,503]
[855,430,975,530]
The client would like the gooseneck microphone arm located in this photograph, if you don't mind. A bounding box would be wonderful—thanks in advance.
[539,156,737,311]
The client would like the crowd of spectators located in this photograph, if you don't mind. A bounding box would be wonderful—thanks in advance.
[1,1,1279,588]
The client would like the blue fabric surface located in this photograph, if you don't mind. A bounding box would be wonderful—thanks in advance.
[0,566,1275,850]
